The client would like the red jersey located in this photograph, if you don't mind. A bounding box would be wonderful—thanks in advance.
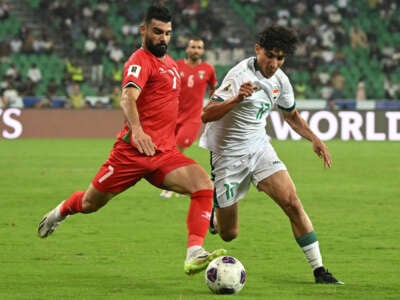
[176,59,217,124]
[118,48,181,152]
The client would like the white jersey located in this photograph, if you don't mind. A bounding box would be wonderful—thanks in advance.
[199,57,296,155]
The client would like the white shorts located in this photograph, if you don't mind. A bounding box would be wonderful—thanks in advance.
[211,142,287,208]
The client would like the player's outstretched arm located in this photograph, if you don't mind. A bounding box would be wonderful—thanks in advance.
[282,109,332,168]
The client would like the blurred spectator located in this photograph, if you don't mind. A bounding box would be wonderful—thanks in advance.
[91,46,104,86]
[320,46,335,64]
[1,94,7,109]
[5,63,22,83]
[318,23,336,49]
[26,63,42,85]
[64,58,84,83]
[349,25,368,48]
[33,31,54,54]
[355,76,366,101]
[83,34,96,53]
[108,85,121,108]
[320,82,334,101]
[0,74,9,91]
[100,23,115,45]
[84,35,104,86]
[330,69,346,99]
[107,40,124,64]
[0,40,11,63]
[25,63,42,96]
[326,97,337,110]
[121,22,140,38]
[9,33,22,53]
[384,74,399,100]
[337,0,351,17]
[35,77,61,108]
[294,81,307,99]
[67,82,86,108]
[0,1,10,20]
[2,82,23,108]
[317,69,331,86]
[21,27,35,54]
[332,48,349,67]
[110,62,122,85]
[19,77,36,96]
[380,46,397,73]
[224,35,242,49]
[46,77,60,98]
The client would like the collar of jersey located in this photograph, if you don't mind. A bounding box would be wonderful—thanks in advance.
[249,57,266,81]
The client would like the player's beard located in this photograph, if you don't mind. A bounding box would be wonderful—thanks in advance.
[189,53,201,62]
[146,39,168,57]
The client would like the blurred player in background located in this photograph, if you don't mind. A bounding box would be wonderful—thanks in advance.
[38,4,226,276]
[176,38,218,152]
[200,25,343,284]
[160,37,218,198]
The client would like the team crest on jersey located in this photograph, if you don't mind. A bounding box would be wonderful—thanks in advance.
[198,70,205,79]
[272,86,280,100]
[128,65,141,78]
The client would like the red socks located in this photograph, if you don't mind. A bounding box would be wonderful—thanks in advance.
[59,191,84,216]
[187,189,213,247]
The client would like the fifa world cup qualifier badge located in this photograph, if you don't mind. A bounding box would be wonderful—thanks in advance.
[222,79,234,92]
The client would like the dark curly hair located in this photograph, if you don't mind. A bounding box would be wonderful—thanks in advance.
[144,4,172,25]
[256,25,299,55]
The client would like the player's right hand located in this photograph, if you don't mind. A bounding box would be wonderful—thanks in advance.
[131,130,156,156]
[237,82,258,102]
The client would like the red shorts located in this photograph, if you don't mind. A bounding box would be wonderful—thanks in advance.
[175,122,201,149]
[92,139,196,193]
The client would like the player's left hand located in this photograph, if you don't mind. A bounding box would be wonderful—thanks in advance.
[312,139,332,168]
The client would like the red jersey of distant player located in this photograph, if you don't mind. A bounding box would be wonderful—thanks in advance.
[175,59,217,148]
[117,48,181,152]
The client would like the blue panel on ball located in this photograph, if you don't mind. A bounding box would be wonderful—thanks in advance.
[206,267,218,282]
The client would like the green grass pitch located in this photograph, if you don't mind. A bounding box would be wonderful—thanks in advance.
[0,139,399,299]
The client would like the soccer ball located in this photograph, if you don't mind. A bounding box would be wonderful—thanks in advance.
[205,256,246,294]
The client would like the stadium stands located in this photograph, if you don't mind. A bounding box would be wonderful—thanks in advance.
[0,0,399,108]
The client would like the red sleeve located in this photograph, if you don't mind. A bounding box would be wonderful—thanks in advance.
[121,50,152,90]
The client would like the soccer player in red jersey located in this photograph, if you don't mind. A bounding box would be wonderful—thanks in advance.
[37,4,226,275]
[160,38,217,198]
[175,38,217,152]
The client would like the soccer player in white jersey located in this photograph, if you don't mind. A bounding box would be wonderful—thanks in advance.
[199,25,343,284]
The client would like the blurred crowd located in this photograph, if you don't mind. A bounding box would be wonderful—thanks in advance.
[249,0,400,101]
[1,0,400,110]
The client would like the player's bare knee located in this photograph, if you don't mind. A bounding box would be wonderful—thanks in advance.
[203,176,214,190]
[219,228,238,242]
[281,196,303,218]
[199,177,213,191]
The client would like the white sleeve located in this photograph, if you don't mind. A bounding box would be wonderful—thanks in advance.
[276,73,295,111]
[211,70,241,102]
